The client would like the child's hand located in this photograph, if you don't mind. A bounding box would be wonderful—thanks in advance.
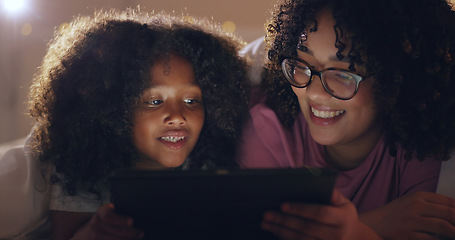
[261,189,382,240]
[71,203,144,240]
[360,191,455,240]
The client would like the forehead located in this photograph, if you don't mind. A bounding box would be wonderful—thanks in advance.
[149,55,197,87]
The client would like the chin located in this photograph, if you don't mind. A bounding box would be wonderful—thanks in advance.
[311,134,341,146]
[160,159,187,168]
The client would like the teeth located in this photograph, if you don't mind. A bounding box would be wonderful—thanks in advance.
[160,136,185,143]
[311,107,345,119]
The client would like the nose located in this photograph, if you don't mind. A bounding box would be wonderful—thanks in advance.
[164,102,186,126]
[305,74,332,101]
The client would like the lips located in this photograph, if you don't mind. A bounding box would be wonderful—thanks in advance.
[158,130,188,150]
[311,107,345,119]
[309,106,345,126]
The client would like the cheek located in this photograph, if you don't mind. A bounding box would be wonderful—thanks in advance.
[131,121,146,149]
[353,82,376,108]
[291,86,308,108]
[347,85,378,124]
[291,86,302,100]
[131,112,156,143]
[192,110,205,135]
[291,86,300,95]
[183,108,204,140]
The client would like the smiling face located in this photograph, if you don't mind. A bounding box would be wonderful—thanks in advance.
[132,55,204,169]
[293,8,382,166]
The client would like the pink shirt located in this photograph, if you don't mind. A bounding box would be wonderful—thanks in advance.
[237,100,441,213]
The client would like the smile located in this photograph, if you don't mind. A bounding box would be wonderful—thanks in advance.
[160,136,185,143]
[311,107,345,119]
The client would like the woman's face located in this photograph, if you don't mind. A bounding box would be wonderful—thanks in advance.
[132,55,204,169]
[293,8,381,150]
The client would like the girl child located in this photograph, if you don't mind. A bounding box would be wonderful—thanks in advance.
[237,0,455,239]
[28,10,249,239]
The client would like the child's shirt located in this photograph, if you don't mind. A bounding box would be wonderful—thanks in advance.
[0,138,51,239]
[50,183,110,213]
[237,100,441,213]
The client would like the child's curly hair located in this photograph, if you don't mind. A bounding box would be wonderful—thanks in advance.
[264,0,455,160]
[28,10,249,195]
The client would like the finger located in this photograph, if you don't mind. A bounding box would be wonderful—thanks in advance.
[262,214,317,240]
[417,216,455,238]
[92,214,144,239]
[415,192,455,209]
[93,205,144,239]
[263,211,336,239]
[331,189,350,206]
[98,204,134,227]
[280,202,353,226]
[420,193,455,227]
[413,232,450,240]
[405,193,455,228]
[262,223,316,240]
[423,202,455,227]
[98,225,144,240]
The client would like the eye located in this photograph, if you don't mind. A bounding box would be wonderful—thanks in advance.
[144,99,163,107]
[183,98,202,105]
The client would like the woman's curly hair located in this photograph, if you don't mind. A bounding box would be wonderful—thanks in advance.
[264,0,455,160]
[28,10,249,195]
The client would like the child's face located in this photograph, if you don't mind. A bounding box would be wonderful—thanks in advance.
[132,55,204,169]
[293,8,382,150]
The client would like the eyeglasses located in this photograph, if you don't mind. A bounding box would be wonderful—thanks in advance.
[281,57,365,100]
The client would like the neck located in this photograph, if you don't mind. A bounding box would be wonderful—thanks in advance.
[324,125,383,171]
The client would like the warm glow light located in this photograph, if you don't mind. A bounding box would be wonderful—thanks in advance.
[21,23,32,36]
[222,21,236,33]
[58,22,69,33]
[2,0,26,13]
[182,16,195,24]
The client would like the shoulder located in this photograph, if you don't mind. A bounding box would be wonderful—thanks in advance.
[238,101,306,168]
[0,137,51,239]
[391,145,442,194]
[248,100,284,132]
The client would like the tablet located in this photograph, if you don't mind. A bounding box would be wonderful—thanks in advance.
[109,167,337,240]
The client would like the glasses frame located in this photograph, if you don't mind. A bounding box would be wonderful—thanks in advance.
[281,57,365,100]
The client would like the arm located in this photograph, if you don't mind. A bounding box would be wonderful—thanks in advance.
[360,191,455,240]
[51,204,143,240]
[51,210,92,240]
[262,189,383,240]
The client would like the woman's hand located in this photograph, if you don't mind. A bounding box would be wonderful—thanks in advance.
[360,191,455,240]
[261,189,382,240]
[70,203,143,240]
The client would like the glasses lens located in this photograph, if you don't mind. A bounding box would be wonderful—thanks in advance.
[282,58,311,87]
[321,70,360,99]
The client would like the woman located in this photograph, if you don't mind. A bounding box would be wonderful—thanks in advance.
[238,0,455,239]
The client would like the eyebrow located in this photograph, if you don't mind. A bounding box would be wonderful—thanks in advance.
[299,49,351,63]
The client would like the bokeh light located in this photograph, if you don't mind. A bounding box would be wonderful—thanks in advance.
[21,23,32,36]
[2,0,26,13]
[58,22,70,33]
[222,21,236,33]
[182,15,195,24]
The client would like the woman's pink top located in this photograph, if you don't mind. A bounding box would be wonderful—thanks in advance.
[237,100,441,213]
